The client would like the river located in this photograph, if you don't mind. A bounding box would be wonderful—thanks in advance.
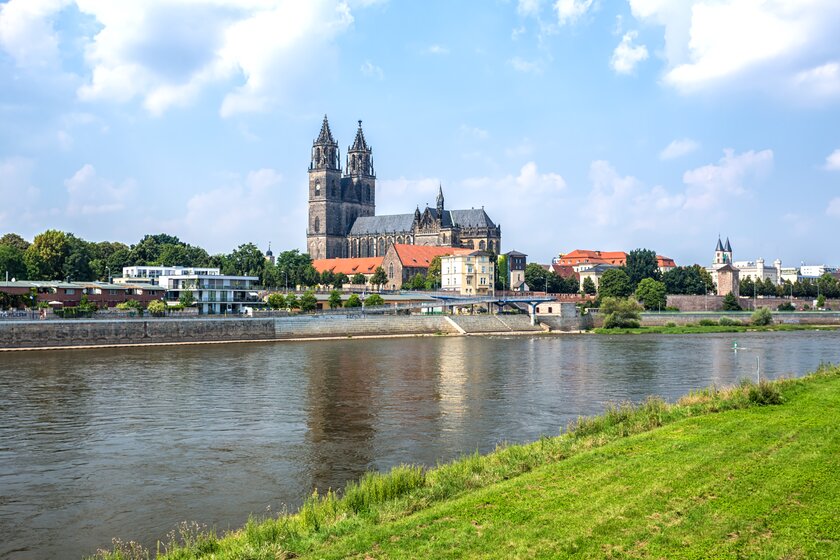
[1,330,838,559]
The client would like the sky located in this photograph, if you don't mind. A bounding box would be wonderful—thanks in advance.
[1,0,840,267]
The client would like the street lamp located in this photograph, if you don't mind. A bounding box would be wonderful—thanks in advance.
[106,266,111,284]
[283,270,288,293]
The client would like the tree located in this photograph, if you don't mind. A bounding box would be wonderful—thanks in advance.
[333,272,349,289]
[345,293,362,307]
[600,297,642,329]
[496,254,508,290]
[351,272,366,285]
[694,265,716,294]
[740,276,755,297]
[721,292,742,311]
[0,233,30,252]
[524,263,548,292]
[25,229,69,280]
[0,244,27,280]
[598,268,632,298]
[365,293,385,306]
[179,290,195,307]
[328,290,342,309]
[267,292,286,310]
[426,256,442,289]
[661,266,706,295]
[582,276,597,295]
[62,235,93,281]
[285,293,300,310]
[320,270,334,287]
[817,294,826,309]
[299,290,318,312]
[409,273,426,290]
[371,266,387,289]
[223,243,266,277]
[625,248,660,287]
[635,278,667,310]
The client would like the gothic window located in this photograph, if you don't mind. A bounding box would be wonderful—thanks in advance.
[378,238,385,255]
[442,234,447,243]
[314,181,320,196]
[479,240,486,251]
[389,263,394,279]
[314,217,320,233]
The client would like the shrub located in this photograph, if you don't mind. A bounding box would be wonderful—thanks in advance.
[747,380,783,405]
[299,290,318,312]
[345,294,362,308]
[777,301,795,311]
[600,296,642,329]
[266,293,285,310]
[665,306,680,312]
[146,299,167,317]
[698,319,717,326]
[364,293,385,306]
[116,299,142,311]
[665,321,677,328]
[751,307,773,326]
[721,292,742,311]
[718,317,739,326]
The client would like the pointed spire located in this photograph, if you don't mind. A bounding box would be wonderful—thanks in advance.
[315,114,336,145]
[350,120,369,152]
[724,237,732,253]
[715,237,724,252]
[414,205,421,221]
[436,184,444,212]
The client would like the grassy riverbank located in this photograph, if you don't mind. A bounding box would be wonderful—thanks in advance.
[594,323,838,335]
[92,366,840,560]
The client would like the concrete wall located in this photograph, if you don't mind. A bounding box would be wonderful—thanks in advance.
[667,295,840,312]
[272,315,455,338]
[539,314,596,331]
[641,312,840,326]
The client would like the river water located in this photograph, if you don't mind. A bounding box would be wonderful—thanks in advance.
[1,331,838,559]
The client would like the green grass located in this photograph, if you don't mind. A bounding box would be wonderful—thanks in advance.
[89,367,840,560]
[594,324,836,334]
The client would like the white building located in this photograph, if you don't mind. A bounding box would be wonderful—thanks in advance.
[159,273,261,315]
[119,266,221,285]
[732,258,781,284]
[799,264,838,278]
[441,251,494,296]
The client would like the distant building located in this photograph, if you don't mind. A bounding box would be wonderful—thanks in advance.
[441,251,494,296]
[800,264,838,278]
[380,244,472,291]
[556,249,676,274]
[118,266,221,285]
[577,263,619,292]
[0,280,165,308]
[311,256,383,288]
[265,243,275,266]
[158,272,260,315]
[732,258,781,284]
[716,264,740,297]
[504,250,527,291]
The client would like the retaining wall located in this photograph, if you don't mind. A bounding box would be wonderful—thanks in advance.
[539,314,596,331]
[272,315,455,338]
[640,312,840,326]
[666,295,840,312]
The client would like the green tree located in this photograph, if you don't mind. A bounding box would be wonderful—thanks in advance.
[371,266,387,289]
[496,254,508,290]
[25,229,70,280]
[661,266,706,295]
[299,290,318,312]
[0,233,30,252]
[751,307,772,326]
[365,293,385,306]
[328,290,342,309]
[524,263,548,292]
[600,297,643,329]
[320,269,335,287]
[582,276,596,295]
[817,294,826,309]
[147,299,167,316]
[285,293,300,310]
[694,265,716,294]
[345,293,362,308]
[598,268,632,298]
[635,278,667,310]
[0,244,27,280]
[223,243,266,276]
[351,272,366,285]
[62,235,94,281]
[426,256,442,289]
[721,292,742,311]
[625,248,660,287]
[409,273,426,290]
[740,275,755,297]
[267,292,286,310]
[179,290,195,307]
[333,272,349,289]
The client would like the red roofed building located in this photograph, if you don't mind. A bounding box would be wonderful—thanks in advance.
[556,250,676,273]
[381,244,473,290]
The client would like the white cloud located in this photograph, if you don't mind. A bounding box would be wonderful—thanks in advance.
[659,138,699,160]
[825,148,840,170]
[376,177,440,214]
[827,197,840,217]
[360,60,384,80]
[425,44,449,55]
[0,157,41,225]
[517,0,542,18]
[462,162,565,196]
[173,168,290,252]
[509,56,543,74]
[459,125,489,140]
[682,148,773,210]
[629,0,840,98]
[1,1,357,116]
[64,163,135,215]
[554,0,593,26]
[0,0,71,68]
[610,30,648,74]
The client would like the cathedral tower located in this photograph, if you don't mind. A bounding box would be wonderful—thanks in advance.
[307,115,343,259]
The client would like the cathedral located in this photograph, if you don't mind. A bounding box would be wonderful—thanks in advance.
[306,116,502,260]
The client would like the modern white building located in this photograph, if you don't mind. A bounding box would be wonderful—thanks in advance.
[441,251,494,296]
[159,272,261,315]
[799,265,838,278]
[118,266,221,285]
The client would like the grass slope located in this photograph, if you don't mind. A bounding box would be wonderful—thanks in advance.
[93,368,840,560]
[593,324,837,335]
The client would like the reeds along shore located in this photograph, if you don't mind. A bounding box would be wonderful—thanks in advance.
[89,364,840,559]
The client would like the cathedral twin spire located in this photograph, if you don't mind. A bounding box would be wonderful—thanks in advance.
[313,116,374,177]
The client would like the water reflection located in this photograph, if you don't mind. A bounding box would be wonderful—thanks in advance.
[0,331,838,559]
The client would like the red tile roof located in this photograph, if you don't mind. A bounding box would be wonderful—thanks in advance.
[391,244,472,267]
[557,249,676,268]
[312,257,383,276]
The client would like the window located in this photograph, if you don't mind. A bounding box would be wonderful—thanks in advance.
[65,289,75,294]
[467,276,473,285]
[314,216,320,233]
[479,240,486,250]
[314,181,321,196]
[388,263,394,279]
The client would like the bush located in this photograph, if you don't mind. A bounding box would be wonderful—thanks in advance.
[777,302,795,311]
[116,299,142,311]
[747,380,783,405]
[345,294,362,308]
[698,319,717,326]
[299,290,318,312]
[600,297,642,329]
[718,317,740,326]
[665,306,680,312]
[721,292,742,311]
[266,293,285,310]
[751,307,773,326]
[364,293,385,306]
[665,322,676,328]
[147,299,167,317]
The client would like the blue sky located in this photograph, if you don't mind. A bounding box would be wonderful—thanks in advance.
[1,0,840,267]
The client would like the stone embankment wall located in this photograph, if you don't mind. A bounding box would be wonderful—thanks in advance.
[641,312,840,326]
[272,315,456,338]
[667,295,840,312]
[539,314,596,331]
